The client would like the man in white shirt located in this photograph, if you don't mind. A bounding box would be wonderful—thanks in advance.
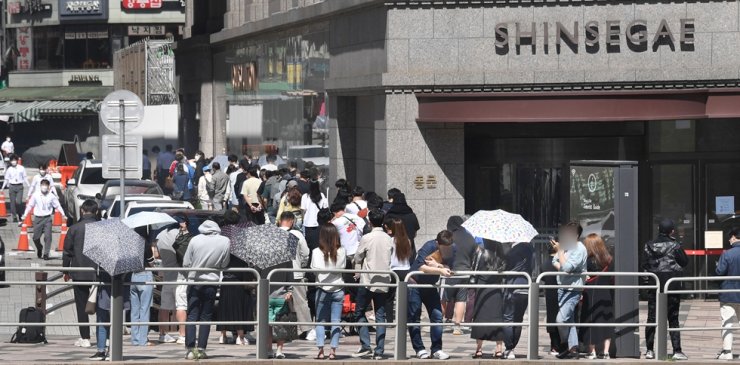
[1,137,14,158]
[228,163,243,209]
[261,155,279,172]
[27,163,57,199]
[278,211,312,339]
[330,202,366,257]
[2,155,28,222]
[21,180,66,260]
[345,187,368,218]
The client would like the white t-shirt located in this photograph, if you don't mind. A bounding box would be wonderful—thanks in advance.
[390,238,412,271]
[310,247,346,292]
[332,213,366,255]
[345,200,367,216]
[300,193,328,228]
[156,229,182,281]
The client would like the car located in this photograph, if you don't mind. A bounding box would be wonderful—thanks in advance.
[63,160,110,222]
[97,180,164,213]
[157,209,225,235]
[103,195,172,219]
[122,201,194,219]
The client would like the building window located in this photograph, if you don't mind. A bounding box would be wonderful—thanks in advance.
[32,27,63,70]
[64,26,111,69]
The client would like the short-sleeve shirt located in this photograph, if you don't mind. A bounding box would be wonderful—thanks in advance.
[300,193,328,228]
[332,213,366,255]
[240,177,262,204]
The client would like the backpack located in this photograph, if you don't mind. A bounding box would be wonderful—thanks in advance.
[290,208,304,231]
[171,230,193,267]
[10,307,47,344]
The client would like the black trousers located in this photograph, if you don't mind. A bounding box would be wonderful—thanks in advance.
[504,291,529,350]
[645,291,682,352]
[73,284,91,339]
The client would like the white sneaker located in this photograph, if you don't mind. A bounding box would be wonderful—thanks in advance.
[218,335,226,344]
[159,334,177,343]
[504,350,515,359]
[176,336,186,344]
[433,350,450,360]
[306,329,317,341]
[236,337,247,346]
[417,350,430,359]
[586,351,597,360]
[717,350,733,360]
[549,349,560,356]
[74,338,91,348]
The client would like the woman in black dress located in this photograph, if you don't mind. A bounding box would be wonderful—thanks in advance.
[581,233,614,359]
[470,240,507,359]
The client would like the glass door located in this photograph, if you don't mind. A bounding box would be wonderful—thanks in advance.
[704,162,740,289]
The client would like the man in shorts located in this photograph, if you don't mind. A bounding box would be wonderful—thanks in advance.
[156,216,190,344]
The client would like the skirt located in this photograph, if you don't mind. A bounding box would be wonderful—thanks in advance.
[470,287,505,341]
[216,279,254,332]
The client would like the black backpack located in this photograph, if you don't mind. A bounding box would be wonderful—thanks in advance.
[171,230,193,267]
[10,307,47,344]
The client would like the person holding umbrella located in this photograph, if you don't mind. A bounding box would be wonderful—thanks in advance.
[182,220,231,360]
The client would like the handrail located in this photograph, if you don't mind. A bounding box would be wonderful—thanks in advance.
[663,276,740,333]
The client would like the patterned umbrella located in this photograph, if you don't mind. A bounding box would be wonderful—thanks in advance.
[83,218,145,276]
[461,210,539,243]
[229,224,297,270]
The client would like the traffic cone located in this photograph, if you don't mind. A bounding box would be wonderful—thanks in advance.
[15,224,30,251]
[52,210,62,226]
[23,209,33,227]
[56,223,67,251]
[0,192,7,217]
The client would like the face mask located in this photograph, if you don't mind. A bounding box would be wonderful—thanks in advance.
[195,155,202,161]
[40,187,49,194]
[10,161,17,166]
[39,170,47,176]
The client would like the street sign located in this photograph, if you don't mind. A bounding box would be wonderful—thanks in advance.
[101,135,142,179]
[100,90,144,134]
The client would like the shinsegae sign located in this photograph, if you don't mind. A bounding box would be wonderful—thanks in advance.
[493,18,695,54]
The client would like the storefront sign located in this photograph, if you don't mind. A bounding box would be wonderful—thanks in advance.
[231,63,258,92]
[16,27,33,71]
[9,1,52,14]
[128,25,166,36]
[68,74,102,85]
[64,29,109,39]
[426,175,437,189]
[493,18,695,54]
[414,175,425,189]
[59,0,108,21]
[122,0,184,10]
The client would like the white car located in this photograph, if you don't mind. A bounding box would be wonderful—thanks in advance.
[63,160,109,222]
[102,195,172,219]
[122,201,194,219]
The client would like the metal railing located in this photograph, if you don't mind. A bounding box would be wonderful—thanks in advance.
[533,272,661,360]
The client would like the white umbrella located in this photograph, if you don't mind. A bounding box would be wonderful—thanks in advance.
[461,210,539,243]
[122,211,177,230]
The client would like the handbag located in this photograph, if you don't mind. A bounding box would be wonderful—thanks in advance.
[85,286,97,315]
[271,302,298,341]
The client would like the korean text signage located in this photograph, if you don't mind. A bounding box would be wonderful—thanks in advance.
[59,0,108,21]
[15,27,33,71]
[122,0,184,10]
[493,18,695,54]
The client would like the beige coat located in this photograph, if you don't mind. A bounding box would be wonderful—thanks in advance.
[353,227,393,293]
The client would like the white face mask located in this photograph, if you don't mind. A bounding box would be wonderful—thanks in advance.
[39,170,47,176]
[195,155,202,161]
[40,186,49,194]
[10,161,17,166]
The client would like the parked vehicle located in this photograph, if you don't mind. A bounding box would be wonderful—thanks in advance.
[102,195,172,219]
[122,201,194,219]
[63,160,109,222]
[96,180,163,214]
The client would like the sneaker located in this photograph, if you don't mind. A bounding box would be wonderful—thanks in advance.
[717,350,733,360]
[235,336,245,345]
[549,348,560,356]
[599,353,611,359]
[74,338,92,348]
[433,350,450,360]
[585,351,597,360]
[185,349,198,360]
[504,350,516,360]
[275,352,286,359]
[159,334,177,343]
[218,335,226,344]
[556,349,579,360]
[645,350,655,359]
[417,350,430,359]
[352,348,372,358]
[672,352,688,361]
[245,332,257,344]
[89,351,107,361]
[176,336,186,344]
[452,326,463,336]
[306,329,317,341]
[197,349,208,360]
[373,355,385,360]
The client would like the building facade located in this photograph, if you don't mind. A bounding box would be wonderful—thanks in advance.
[183,0,740,280]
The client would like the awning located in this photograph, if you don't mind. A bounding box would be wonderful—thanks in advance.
[0,86,113,102]
[416,88,740,123]
[0,100,100,123]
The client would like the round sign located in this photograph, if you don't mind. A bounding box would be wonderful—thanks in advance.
[587,173,598,193]
[99,90,145,134]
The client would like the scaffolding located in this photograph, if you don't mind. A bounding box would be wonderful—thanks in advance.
[113,38,177,106]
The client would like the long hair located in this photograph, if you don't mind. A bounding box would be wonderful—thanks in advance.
[319,223,341,263]
[583,233,612,269]
[479,239,506,272]
[385,217,412,262]
[309,180,322,205]
[286,186,302,207]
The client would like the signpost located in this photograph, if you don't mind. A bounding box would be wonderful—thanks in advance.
[99,90,144,361]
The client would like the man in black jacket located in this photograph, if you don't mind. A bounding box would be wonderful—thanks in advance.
[385,193,420,249]
[62,199,100,349]
[642,218,689,361]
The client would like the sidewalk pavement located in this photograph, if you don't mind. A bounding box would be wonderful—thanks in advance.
[0,224,735,363]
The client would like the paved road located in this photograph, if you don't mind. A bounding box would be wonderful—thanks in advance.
[0,225,734,363]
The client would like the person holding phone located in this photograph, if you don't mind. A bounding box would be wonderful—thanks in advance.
[240,166,264,224]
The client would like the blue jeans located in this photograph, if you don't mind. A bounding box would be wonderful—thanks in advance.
[556,288,582,350]
[185,285,217,350]
[130,271,154,345]
[315,289,344,349]
[96,308,110,352]
[408,287,443,354]
[355,287,388,356]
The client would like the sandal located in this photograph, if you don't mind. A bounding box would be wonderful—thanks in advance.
[494,352,504,359]
[314,353,325,360]
[472,351,484,359]
[328,353,337,360]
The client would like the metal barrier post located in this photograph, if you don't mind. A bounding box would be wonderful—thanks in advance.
[35,272,47,312]
[527,281,539,360]
[256,278,270,360]
[110,275,124,361]
[395,281,408,360]
[656,292,668,360]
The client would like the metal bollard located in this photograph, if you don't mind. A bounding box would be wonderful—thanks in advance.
[110,275,124,361]
[656,292,668,360]
[394,281,408,360]
[256,278,270,360]
[527,282,539,360]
